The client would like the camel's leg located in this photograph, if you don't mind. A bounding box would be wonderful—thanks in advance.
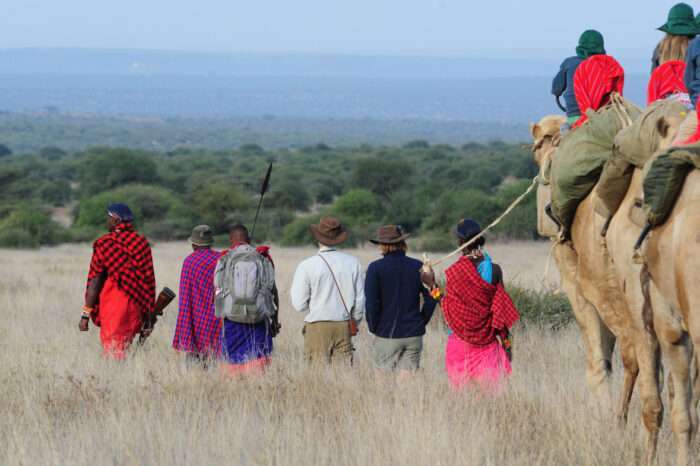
[555,243,614,404]
[635,271,664,466]
[692,352,700,438]
[650,284,692,466]
[617,334,639,426]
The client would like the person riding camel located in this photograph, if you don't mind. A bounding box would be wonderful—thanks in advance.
[652,3,697,72]
[571,54,625,128]
[647,60,690,106]
[551,30,606,128]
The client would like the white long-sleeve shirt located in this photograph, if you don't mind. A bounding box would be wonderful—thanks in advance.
[290,246,365,323]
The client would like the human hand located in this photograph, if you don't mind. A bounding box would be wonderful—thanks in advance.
[420,267,436,288]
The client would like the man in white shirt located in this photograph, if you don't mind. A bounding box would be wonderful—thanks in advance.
[290,216,365,364]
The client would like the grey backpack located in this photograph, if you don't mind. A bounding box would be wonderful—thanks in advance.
[214,244,275,324]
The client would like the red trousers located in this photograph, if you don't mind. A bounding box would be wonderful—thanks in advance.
[98,278,142,360]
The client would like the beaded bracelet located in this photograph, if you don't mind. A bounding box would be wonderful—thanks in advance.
[81,305,94,317]
[429,286,443,301]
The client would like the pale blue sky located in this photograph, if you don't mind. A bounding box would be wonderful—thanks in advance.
[2,1,691,57]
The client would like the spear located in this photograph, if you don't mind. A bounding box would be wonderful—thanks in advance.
[251,162,273,240]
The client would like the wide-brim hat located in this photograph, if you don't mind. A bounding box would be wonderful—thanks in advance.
[310,216,349,246]
[369,225,410,244]
[659,3,698,36]
[189,224,214,246]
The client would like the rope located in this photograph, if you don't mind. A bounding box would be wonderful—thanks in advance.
[422,176,539,269]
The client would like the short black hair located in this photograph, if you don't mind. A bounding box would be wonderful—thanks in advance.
[229,224,250,240]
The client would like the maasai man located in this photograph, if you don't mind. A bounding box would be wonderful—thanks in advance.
[365,225,438,377]
[218,224,279,376]
[551,30,606,128]
[652,3,697,71]
[422,219,519,393]
[79,203,156,360]
[172,225,222,361]
[290,216,365,365]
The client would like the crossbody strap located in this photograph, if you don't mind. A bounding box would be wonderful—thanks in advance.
[318,254,352,319]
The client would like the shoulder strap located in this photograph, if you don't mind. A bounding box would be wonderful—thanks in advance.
[318,253,351,318]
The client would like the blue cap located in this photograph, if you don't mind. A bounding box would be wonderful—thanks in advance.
[107,203,134,222]
[456,218,482,241]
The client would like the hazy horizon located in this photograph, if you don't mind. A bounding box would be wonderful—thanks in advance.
[1,0,687,58]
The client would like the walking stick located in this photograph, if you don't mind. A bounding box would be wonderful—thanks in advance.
[250,163,273,240]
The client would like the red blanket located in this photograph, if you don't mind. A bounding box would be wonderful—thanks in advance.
[647,60,687,105]
[442,256,520,346]
[87,223,156,325]
[573,55,625,128]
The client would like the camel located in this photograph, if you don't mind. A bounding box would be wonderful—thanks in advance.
[532,111,700,466]
[605,112,700,466]
[530,116,638,417]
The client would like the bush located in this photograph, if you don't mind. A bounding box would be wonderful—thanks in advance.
[76,184,185,229]
[351,159,414,199]
[189,182,250,233]
[78,148,159,195]
[508,286,573,330]
[282,214,322,246]
[331,189,383,225]
[0,205,63,248]
[419,233,456,253]
[267,178,311,212]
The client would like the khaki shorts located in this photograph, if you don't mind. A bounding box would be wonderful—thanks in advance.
[373,336,423,371]
[303,321,353,365]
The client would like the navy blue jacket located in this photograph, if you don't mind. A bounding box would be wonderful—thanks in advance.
[685,37,700,106]
[551,56,583,118]
[364,251,438,339]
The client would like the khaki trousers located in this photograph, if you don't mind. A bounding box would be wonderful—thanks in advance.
[303,321,353,365]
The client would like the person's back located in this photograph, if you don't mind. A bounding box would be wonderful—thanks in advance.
[552,30,605,126]
[290,216,365,364]
[653,3,697,71]
[365,226,438,376]
[365,251,435,339]
[552,56,583,121]
[173,225,222,360]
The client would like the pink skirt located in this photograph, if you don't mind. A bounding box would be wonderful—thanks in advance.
[445,333,511,394]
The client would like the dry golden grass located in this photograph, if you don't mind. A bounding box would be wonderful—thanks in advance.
[0,241,684,465]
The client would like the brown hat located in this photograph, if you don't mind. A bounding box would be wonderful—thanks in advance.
[370,225,410,245]
[310,216,349,246]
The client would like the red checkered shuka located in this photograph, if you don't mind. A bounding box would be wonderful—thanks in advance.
[87,223,156,325]
[442,256,520,346]
[573,55,625,128]
[647,60,687,105]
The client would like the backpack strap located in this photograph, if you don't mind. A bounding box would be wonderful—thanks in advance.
[317,253,351,319]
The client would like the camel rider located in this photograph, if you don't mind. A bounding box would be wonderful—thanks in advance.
[652,3,697,72]
[684,11,700,108]
[551,30,606,128]
[571,54,624,129]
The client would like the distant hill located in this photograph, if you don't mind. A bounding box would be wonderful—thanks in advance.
[0,48,653,150]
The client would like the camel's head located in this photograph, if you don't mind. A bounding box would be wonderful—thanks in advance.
[655,112,685,151]
[530,115,566,169]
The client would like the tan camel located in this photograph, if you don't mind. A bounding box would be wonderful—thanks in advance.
[530,116,637,415]
[605,113,700,466]
[533,112,700,466]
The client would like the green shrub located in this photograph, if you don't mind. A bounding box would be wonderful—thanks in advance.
[0,205,64,248]
[189,182,251,233]
[76,184,186,229]
[418,233,456,252]
[281,214,323,246]
[508,286,573,330]
[78,148,159,196]
[332,189,383,224]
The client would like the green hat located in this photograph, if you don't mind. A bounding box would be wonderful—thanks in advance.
[576,30,606,59]
[189,224,214,246]
[659,3,698,36]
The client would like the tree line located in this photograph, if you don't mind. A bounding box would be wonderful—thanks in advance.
[0,140,540,249]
